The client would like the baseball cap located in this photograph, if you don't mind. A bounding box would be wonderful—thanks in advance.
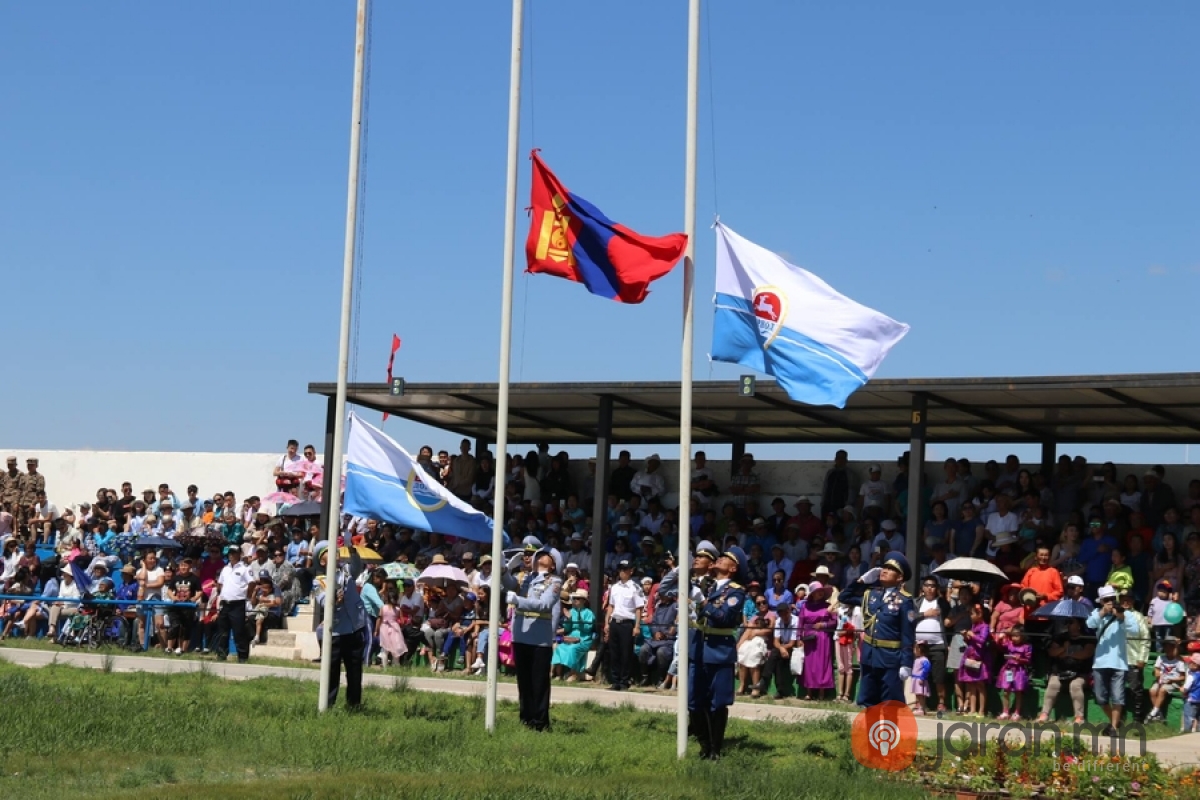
[465,592,478,602]
[1066,575,1084,586]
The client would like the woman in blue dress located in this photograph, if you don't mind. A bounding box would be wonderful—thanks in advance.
[551,589,596,681]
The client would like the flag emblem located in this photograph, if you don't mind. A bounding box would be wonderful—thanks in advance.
[406,469,447,513]
[752,286,787,349]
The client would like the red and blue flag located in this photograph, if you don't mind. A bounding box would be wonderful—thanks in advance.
[524,151,687,304]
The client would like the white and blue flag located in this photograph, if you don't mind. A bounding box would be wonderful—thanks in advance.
[711,223,910,408]
[344,412,495,544]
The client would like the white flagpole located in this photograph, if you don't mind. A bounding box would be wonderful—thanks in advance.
[485,0,524,733]
[318,0,369,713]
[676,0,701,760]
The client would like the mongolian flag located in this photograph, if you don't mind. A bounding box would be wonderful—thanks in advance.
[524,150,687,304]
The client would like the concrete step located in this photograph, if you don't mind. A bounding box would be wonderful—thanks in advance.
[252,643,299,661]
[266,630,296,648]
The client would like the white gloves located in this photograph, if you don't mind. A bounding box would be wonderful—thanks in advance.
[859,567,882,584]
[506,591,517,606]
[899,666,912,681]
[506,553,524,572]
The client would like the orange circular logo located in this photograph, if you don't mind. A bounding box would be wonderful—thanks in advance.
[851,701,917,771]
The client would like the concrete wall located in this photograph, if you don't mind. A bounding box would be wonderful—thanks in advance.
[5,449,1197,516]
[5,450,290,510]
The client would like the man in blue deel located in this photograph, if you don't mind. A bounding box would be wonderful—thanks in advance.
[688,541,747,760]
[840,550,915,706]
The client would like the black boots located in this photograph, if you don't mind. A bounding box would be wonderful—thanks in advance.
[689,711,711,758]
[706,708,729,760]
[690,709,728,760]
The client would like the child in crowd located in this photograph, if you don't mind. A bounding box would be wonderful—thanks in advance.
[1148,637,1188,722]
[836,603,858,703]
[660,637,679,692]
[908,642,930,716]
[1183,655,1200,733]
[957,604,991,716]
[996,624,1032,721]
[1147,581,1174,653]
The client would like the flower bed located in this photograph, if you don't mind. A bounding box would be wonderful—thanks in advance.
[889,740,1200,799]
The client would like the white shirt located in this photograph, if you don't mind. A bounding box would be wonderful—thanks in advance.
[398,590,425,618]
[859,480,890,509]
[277,452,304,475]
[607,580,646,622]
[629,469,667,502]
[218,562,252,602]
[985,511,1020,538]
[774,612,799,645]
[33,502,59,521]
[915,596,944,644]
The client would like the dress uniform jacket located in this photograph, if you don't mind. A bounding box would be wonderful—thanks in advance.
[839,580,915,704]
[690,579,745,666]
[502,570,563,646]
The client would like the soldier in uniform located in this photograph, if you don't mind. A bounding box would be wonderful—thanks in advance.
[0,458,20,534]
[314,540,368,708]
[688,541,747,760]
[502,544,563,731]
[839,550,915,706]
[20,458,44,537]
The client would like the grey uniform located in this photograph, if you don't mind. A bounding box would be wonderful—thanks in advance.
[501,566,563,730]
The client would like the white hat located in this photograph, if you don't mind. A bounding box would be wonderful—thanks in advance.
[813,565,833,578]
[991,533,1019,548]
[869,464,881,473]
[819,543,841,556]
[1097,585,1117,600]
[647,453,661,462]
[880,519,898,532]
[1066,575,1085,586]
[566,562,579,570]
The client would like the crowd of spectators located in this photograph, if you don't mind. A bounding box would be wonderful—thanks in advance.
[5,439,1200,731]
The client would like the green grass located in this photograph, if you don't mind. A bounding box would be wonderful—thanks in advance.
[0,661,927,800]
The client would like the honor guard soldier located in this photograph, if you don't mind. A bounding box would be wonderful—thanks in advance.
[688,541,747,760]
[839,550,915,706]
[502,544,563,731]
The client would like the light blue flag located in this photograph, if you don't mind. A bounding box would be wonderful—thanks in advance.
[343,412,495,544]
[711,223,910,408]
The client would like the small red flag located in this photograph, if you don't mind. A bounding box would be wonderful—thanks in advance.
[383,334,401,422]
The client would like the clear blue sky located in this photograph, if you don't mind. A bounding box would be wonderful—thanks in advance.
[1,2,1197,466]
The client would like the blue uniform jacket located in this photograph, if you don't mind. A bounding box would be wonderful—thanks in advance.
[689,579,746,666]
[839,581,915,670]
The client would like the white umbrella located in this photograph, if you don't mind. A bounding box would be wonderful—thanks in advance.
[417,563,469,588]
[933,557,1008,582]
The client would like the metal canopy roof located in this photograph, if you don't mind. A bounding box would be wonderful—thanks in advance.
[308,373,1200,446]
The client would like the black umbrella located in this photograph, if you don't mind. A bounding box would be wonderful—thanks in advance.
[281,500,321,517]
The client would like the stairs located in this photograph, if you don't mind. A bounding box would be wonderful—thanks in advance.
[253,602,320,662]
